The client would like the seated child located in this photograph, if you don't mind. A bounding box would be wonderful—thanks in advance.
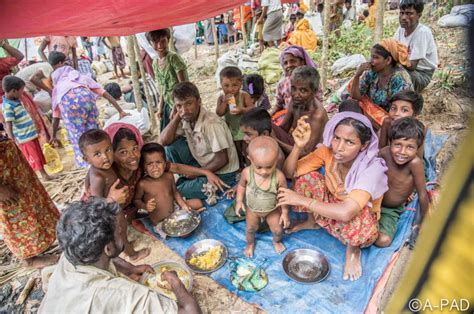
[79,129,150,261]
[1,76,52,180]
[338,99,362,114]
[216,66,254,166]
[134,143,203,229]
[376,117,430,247]
[243,74,271,110]
[379,91,424,159]
[103,82,136,119]
[235,136,290,257]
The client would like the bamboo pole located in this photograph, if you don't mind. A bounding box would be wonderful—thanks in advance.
[211,18,220,62]
[132,35,157,131]
[194,36,198,59]
[127,36,143,111]
[240,6,248,48]
[320,0,332,92]
[373,0,386,44]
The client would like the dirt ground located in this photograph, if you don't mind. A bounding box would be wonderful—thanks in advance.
[1,10,472,314]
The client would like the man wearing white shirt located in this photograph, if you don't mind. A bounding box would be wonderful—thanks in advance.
[393,0,438,92]
[259,0,283,48]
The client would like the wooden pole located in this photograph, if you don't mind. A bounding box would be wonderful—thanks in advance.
[320,0,332,92]
[373,0,386,44]
[194,37,198,59]
[210,18,220,62]
[127,36,143,111]
[240,6,248,48]
[133,35,157,131]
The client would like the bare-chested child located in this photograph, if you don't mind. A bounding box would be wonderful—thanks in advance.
[134,143,203,230]
[379,90,424,158]
[279,66,328,156]
[79,130,150,261]
[377,117,430,247]
[235,136,290,257]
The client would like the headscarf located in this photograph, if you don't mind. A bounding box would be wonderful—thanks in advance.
[322,112,388,200]
[279,45,317,75]
[378,39,411,67]
[104,122,144,150]
[51,65,102,111]
[288,20,318,52]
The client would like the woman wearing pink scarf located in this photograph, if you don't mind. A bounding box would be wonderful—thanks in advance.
[49,51,127,168]
[272,45,323,125]
[278,112,388,281]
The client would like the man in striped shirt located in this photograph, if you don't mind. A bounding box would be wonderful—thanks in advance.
[2,76,52,180]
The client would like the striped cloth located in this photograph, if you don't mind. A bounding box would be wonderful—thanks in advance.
[2,96,38,144]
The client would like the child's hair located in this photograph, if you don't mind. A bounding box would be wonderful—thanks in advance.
[172,82,200,101]
[400,0,424,14]
[339,99,362,114]
[336,118,372,145]
[372,44,397,67]
[104,82,122,100]
[243,74,265,98]
[363,9,369,17]
[112,128,138,151]
[2,75,25,93]
[389,117,425,147]
[389,90,424,115]
[140,143,166,167]
[79,129,111,155]
[240,107,272,134]
[219,66,243,81]
[289,13,297,20]
[146,29,171,43]
[48,51,67,66]
[291,66,320,92]
[317,4,324,12]
[345,0,351,4]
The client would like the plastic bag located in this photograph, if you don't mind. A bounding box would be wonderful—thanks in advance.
[305,12,324,36]
[173,24,196,55]
[331,54,366,75]
[215,51,239,84]
[104,108,151,135]
[33,90,52,113]
[438,5,474,28]
[258,47,283,84]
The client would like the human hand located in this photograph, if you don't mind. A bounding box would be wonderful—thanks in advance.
[0,186,18,206]
[49,138,60,148]
[279,212,290,229]
[205,171,230,193]
[161,270,184,290]
[224,186,237,199]
[406,224,420,250]
[0,39,6,47]
[235,201,246,217]
[355,62,371,77]
[119,111,131,119]
[156,109,163,120]
[127,264,155,281]
[292,116,311,149]
[146,198,157,212]
[277,187,305,208]
[107,179,129,204]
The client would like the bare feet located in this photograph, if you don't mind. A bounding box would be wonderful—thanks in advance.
[287,219,320,234]
[273,241,286,254]
[343,246,362,281]
[23,254,60,269]
[244,243,255,258]
[128,247,151,262]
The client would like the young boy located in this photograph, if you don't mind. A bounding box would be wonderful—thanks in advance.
[1,76,52,180]
[216,66,254,167]
[376,117,430,247]
[79,129,150,261]
[379,90,424,157]
[134,143,203,229]
[235,136,290,257]
[102,36,127,80]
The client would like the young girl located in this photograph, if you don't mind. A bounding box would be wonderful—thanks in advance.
[134,143,203,229]
[235,136,290,257]
[243,74,270,110]
[216,66,254,167]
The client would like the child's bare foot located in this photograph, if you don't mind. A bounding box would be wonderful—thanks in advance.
[244,243,255,258]
[343,245,362,281]
[273,241,286,254]
[23,254,60,269]
[287,219,320,234]
[128,248,151,262]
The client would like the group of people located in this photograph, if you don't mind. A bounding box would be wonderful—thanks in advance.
[0,0,439,311]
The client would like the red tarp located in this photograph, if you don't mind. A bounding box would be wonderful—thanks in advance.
[0,0,248,38]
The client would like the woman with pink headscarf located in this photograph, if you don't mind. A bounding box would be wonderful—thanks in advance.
[278,112,388,281]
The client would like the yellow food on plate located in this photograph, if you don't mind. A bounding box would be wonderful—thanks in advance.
[189,246,223,270]
[144,265,190,300]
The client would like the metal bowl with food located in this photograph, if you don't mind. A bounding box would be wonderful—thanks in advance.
[184,239,228,273]
[161,209,201,237]
[141,260,193,300]
[282,249,330,284]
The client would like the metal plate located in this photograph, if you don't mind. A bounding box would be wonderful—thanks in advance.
[140,260,193,299]
[184,239,228,274]
[161,209,201,237]
[282,249,330,284]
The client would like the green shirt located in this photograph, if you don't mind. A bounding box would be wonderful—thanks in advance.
[152,51,188,108]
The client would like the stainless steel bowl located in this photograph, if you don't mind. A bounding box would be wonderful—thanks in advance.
[140,260,193,299]
[161,209,201,237]
[282,249,330,284]
[184,239,228,273]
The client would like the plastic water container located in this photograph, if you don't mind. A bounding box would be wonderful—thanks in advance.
[43,144,63,174]
[58,129,74,156]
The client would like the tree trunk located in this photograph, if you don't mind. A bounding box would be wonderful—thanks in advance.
[127,36,142,111]
[374,0,386,44]
[320,0,332,92]
[211,18,220,62]
[133,35,157,131]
